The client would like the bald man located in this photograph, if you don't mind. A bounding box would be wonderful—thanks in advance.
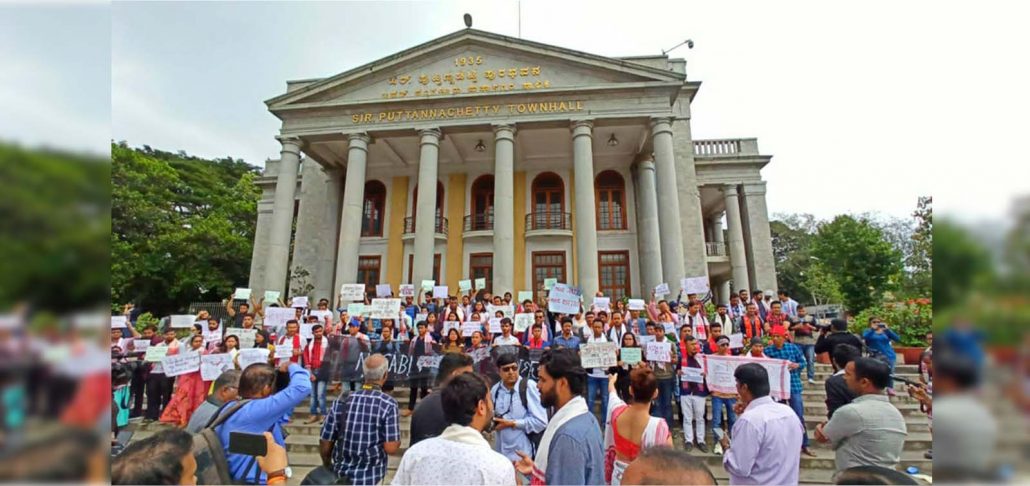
[620,448,717,485]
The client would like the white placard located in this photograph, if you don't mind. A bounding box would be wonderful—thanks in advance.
[340,284,366,301]
[370,298,402,319]
[654,283,670,296]
[433,286,449,299]
[592,297,610,311]
[420,280,435,292]
[458,279,472,292]
[111,316,127,329]
[299,324,314,339]
[681,367,704,383]
[443,321,461,335]
[700,354,791,400]
[547,283,581,314]
[474,278,486,289]
[461,322,481,337]
[729,333,744,349]
[238,348,270,369]
[399,284,415,297]
[487,305,515,319]
[274,345,295,360]
[638,335,656,345]
[203,326,223,344]
[162,351,201,377]
[416,355,443,370]
[580,342,618,368]
[264,307,296,331]
[308,310,333,323]
[681,276,710,295]
[201,353,233,381]
[132,339,151,353]
[291,296,309,308]
[145,346,168,362]
[662,322,676,335]
[627,299,646,311]
[645,341,672,362]
[236,328,257,348]
[170,315,195,328]
[488,318,503,334]
[376,284,392,298]
[234,288,252,300]
[513,313,535,333]
[264,290,281,303]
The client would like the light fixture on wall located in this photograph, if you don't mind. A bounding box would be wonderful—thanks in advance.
[474,139,486,152]
[607,133,619,147]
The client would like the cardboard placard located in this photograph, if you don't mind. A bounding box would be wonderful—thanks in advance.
[580,342,618,368]
[729,333,744,349]
[131,339,151,354]
[201,353,233,381]
[145,346,169,362]
[399,284,415,297]
[264,307,296,332]
[645,341,672,362]
[376,284,393,298]
[458,280,472,292]
[474,278,486,289]
[340,284,366,301]
[238,348,270,369]
[170,315,195,329]
[420,280,435,292]
[461,322,481,337]
[263,290,281,303]
[681,276,710,295]
[513,313,535,333]
[547,283,581,314]
[234,288,252,300]
[544,278,557,290]
[620,347,642,365]
[161,351,201,377]
[654,283,670,296]
[433,286,449,299]
[593,297,610,311]
[236,329,257,348]
[347,303,366,316]
[291,296,309,309]
[488,318,503,334]
[627,299,646,311]
[517,291,534,303]
[111,316,127,329]
[369,299,402,319]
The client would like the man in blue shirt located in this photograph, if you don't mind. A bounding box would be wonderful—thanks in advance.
[551,318,581,351]
[217,361,311,484]
[491,353,548,460]
[763,327,815,457]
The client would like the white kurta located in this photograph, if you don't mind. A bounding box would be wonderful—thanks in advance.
[392,424,517,485]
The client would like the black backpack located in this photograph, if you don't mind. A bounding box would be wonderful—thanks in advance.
[192,399,251,485]
[493,379,544,456]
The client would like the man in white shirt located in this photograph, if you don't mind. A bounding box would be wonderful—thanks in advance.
[492,318,521,347]
[585,319,610,427]
[686,301,710,341]
[778,290,799,320]
[392,373,516,485]
[605,311,631,344]
[711,304,735,335]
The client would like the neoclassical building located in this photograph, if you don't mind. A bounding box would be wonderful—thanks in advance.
[248,28,777,303]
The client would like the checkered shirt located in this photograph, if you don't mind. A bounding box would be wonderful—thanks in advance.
[763,342,808,396]
[320,388,400,485]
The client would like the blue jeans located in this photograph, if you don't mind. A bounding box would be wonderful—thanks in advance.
[799,344,816,380]
[587,376,609,427]
[310,378,328,416]
[787,393,810,448]
[651,378,676,430]
[711,396,737,437]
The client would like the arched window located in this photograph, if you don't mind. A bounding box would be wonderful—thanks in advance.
[470,175,494,230]
[361,180,386,237]
[531,172,564,230]
[595,170,626,230]
[411,181,445,232]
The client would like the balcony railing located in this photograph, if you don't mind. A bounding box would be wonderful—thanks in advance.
[403,216,448,235]
[463,213,494,232]
[525,212,572,231]
[705,241,728,257]
[693,138,759,157]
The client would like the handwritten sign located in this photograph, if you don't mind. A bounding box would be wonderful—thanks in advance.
[234,288,252,300]
[201,354,233,381]
[274,345,295,360]
[131,339,151,353]
[518,291,534,303]
[162,351,201,377]
[170,315,195,329]
[238,348,270,369]
[203,326,223,344]
[544,278,557,290]
[488,318,503,334]
[593,297,610,311]
[237,329,257,348]
[420,280,435,292]
[547,283,581,314]
[443,321,461,335]
[416,355,443,371]
[399,284,415,297]
[347,303,366,316]
[264,307,296,332]
[459,280,472,292]
[513,313,535,333]
[681,367,704,383]
[340,284,366,301]
[654,283,670,296]
[264,290,281,303]
[300,324,314,339]
[376,284,392,298]
[461,322,481,337]
[729,333,744,349]
[433,286,449,299]
[580,342,617,368]
[111,316,127,329]
[681,276,710,295]
[291,296,309,308]
[620,347,642,365]
[638,335,655,345]
[309,310,333,323]
[627,299,646,311]
[487,305,515,319]
[469,346,491,364]
[662,322,676,336]
[475,278,486,289]
[370,299,402,319]
[701,354,791,400]
[645,341,671,362]
[145,346,169,362]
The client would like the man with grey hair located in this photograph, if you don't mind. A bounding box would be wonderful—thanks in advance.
[319,353,401,485]
[185,369,240,433]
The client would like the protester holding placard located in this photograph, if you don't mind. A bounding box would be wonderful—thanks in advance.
[525,323,550,350]
[203,318,223,353]
[129,324,158,418]
[403,321,435,417]
[646,322,679,431]
[159,334,209,427]
[678,335,710,452]
[613,332,640,401]
[603,367,673,486]
[605,311,631,345]
[302,324,330,424]
[647,292,680,329]
[225,292,256,328]
[144,328,179,423]
[441,328,464,354]
[627,308,648,337]
[709,335,737,456]
[685,301,710,341]
[219,335,241,365]
[492,318,520,347]
[584,319,610,427]
[552,318,581,351]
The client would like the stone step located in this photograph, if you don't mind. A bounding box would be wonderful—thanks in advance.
[801,389,919,404]
[803,402,924,418]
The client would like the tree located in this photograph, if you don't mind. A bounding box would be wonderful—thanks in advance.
[770,213,819,305]
[907,196,932,297]
[810,215,903,314]
[934,219,993,310]
[111,143,261,316]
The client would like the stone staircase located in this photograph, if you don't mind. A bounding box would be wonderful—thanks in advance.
[127,363,932,485]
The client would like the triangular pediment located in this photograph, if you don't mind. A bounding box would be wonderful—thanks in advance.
[267,29,685,110]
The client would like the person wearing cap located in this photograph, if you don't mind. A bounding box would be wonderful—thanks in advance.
[763,326,815,457]
[747,337,766,358]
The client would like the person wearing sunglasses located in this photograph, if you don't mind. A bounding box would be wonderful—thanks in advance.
[490,353,547,465]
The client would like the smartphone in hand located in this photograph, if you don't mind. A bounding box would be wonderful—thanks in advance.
[228,432,268,457]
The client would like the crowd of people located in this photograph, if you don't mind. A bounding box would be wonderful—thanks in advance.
[108,284,966,485]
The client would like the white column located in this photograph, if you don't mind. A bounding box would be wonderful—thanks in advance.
[741,182,778,296]
[651,117,686,294]
[634,158,663,293]
[571,120,599,297]
[334,133,370,289]
[264,136,303,294]
[413,128,442,285]
[492,124,516,296]
[719,279,732,305]
[723,185,750,294]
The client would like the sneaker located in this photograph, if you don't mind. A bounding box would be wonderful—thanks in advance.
[696,442,709,453]
[713,442,723,456]
[807,378,816,385]
[683,442,693,453]
[801,447,817,458]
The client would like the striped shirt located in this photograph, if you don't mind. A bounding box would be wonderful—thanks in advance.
[320,388,400,485]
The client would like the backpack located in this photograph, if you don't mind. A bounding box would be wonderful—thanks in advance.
[192,399,254,485]
[493,379,544,456]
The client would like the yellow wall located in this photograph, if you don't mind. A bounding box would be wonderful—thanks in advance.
[445,173,466,290]
[569,170,578,286]
[513,171,526,292]
[385,176,408,288]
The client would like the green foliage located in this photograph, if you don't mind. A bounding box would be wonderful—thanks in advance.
[811,215,903,314]
[0,143,110,312]
[907,197,933,297]
[932,219,993,310]
[134,312,160,333]
[850,299,932,347]
[111,142,261,316]
[289,266,315,300]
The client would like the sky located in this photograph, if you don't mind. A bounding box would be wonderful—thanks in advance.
[6,1,1030,221]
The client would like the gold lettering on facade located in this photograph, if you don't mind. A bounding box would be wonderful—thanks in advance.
[351,100,585,125]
